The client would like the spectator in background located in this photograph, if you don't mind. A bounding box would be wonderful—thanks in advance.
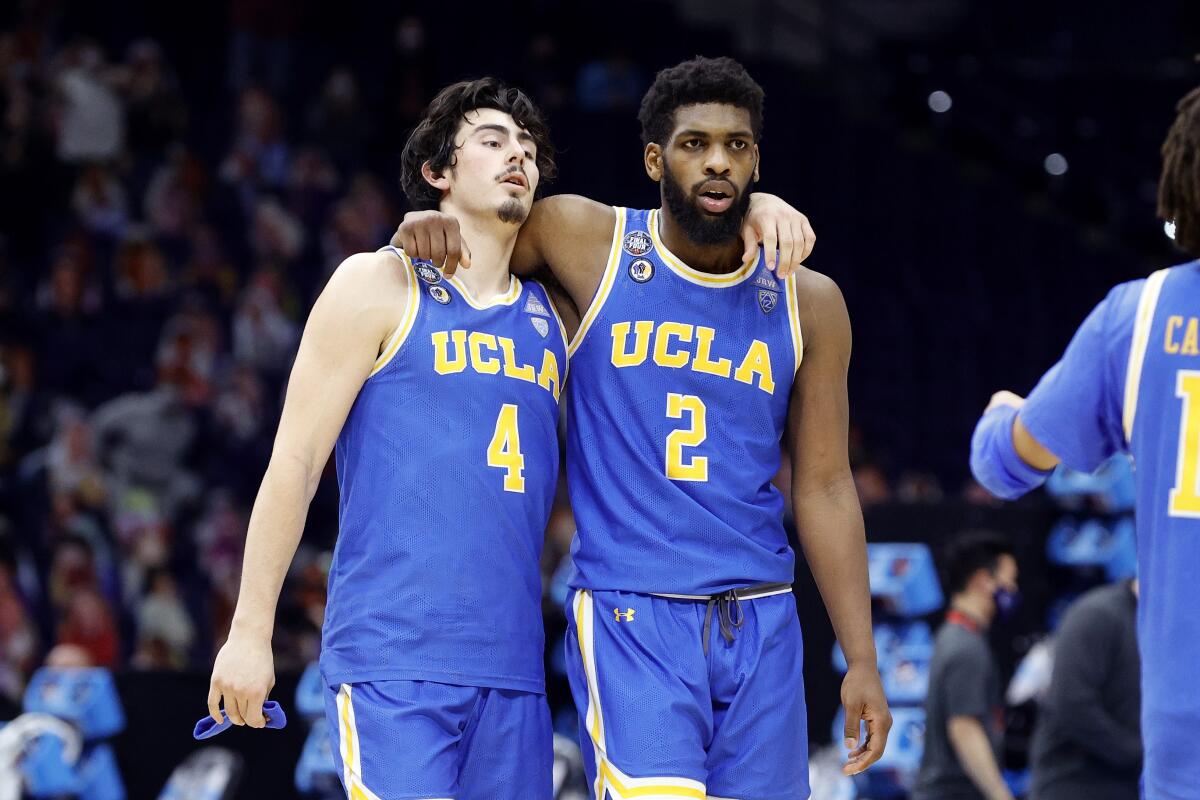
[117,39,186,163]
[219,86,290,209]
[913,532,1019,800]
[132,567,194,670]
[70,164,128,238]
[1031,579,1141,800]
[306,66,372,176]
[52,39,124,166]
[55,586,118,668]
[0,541,37,704]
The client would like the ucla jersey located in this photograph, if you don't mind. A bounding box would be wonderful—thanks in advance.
[320,247,568,693]
[566,208,802,595]
[1020,261,1200,799]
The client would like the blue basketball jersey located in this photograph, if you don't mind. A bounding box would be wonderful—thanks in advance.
[319,247,568,693]
[1019,260,1200,799]
[565,207,802,595]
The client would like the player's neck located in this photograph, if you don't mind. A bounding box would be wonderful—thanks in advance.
[657,206,746,275]
[445,211,518,302]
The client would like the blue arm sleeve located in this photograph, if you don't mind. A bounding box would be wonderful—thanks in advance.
[1017,282,1142,473]
[970,404,1053,499]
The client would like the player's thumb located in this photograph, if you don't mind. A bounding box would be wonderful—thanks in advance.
[461,238,473,269]
[843,714,860,749]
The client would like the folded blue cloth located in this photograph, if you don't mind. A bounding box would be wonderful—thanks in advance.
[193,700,287,739]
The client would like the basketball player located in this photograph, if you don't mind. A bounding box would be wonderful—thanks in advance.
[207,79,570,799]
[394,57,890,799]
[969,86,1200,799]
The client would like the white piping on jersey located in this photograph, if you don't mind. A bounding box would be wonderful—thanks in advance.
[368,249,422,378]
[568,206,627,357]
[444,272,522,308]
[785,274,804,373]
[532,279,571,387]
[1123,268,1170,443]
[648,208,758,288]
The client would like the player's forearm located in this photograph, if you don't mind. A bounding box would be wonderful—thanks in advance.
[793,475,876,666]
[228,453,321,640]
[948,717,1014,800]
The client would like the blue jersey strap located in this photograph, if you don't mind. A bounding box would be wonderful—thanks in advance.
[193,700,287,739]
[970,404,1053,500]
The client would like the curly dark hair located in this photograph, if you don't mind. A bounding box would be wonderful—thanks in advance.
[637,56,765,148]
[400,78,556,211]
[1159,85,1200,257]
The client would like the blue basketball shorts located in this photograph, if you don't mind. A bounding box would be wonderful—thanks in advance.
[565,588,810,800]
[323,679,553,800]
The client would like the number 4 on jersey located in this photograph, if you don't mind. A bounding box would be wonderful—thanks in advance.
[488,403,526,493]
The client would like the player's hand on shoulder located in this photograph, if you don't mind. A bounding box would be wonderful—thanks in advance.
[840,661,892,775]
[744,193,816,279]
[391,210,472,275]
[208,629,276,729]
[985,390,1025,414]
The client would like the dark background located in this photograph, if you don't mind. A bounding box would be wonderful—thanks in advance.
[0,0,1195,797]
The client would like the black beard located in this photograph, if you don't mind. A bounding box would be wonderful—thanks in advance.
[661,160,752,246]
[497,198,527,224]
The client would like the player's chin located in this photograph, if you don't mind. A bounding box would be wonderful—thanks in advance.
[496,198,529,225]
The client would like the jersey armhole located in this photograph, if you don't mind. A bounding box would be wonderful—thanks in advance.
[567,206,626,357]
[785,274,804,374]
[367,248,421,379]
[534,281,571,388]
[1122,268,1170,443]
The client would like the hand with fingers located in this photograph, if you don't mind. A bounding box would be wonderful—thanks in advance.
[840,661,892,776]
[742,194,816,278]
[390,210,473,275]
[207,630,276,730]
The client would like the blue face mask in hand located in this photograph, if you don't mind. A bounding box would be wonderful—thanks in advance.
[993,587,1021,620]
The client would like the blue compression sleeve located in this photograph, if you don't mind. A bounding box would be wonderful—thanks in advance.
[970,404,1053,500]
[193,700,287,739]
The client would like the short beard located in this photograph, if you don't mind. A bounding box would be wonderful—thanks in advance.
[661,159,752,246]
[496,198,527,225]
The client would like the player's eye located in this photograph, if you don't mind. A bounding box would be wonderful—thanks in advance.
[483,139,501,148]
[729,139,748,151]
[523,150,533,160]
[684,139,703,150]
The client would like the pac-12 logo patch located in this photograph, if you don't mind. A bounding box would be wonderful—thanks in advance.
[531,317,549,338]
[757,289,778,314]
[622,230,653,256]
[413,261,442,284]
[428,285,452,305]
[628,258,654,283]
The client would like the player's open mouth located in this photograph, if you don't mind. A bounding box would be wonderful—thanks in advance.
[697,182,734,213]
[500,174,528,189]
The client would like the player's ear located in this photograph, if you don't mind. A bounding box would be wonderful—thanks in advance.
[421,161,451,192]
[752,144,761,182]
[645,143,664,182]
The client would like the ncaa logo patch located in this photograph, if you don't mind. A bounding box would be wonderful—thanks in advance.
[523,294,550,317]
[413,261,442,284]
[628,258,654,283]
[757,289,778,314]
[531,317,549,338]
[622,230,653,256]
[428,285,452,305]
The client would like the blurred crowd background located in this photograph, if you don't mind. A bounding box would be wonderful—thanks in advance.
[0,0,1197,794]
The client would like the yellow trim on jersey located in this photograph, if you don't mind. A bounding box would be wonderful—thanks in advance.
[336,685,383,800]
[648,209,758,288]
[534,281,571,388]
[444,272,523,309]
[572,590,708,800]
[785,274,804,373]
[368,250,422,379]
[1123,268,1170,443]
[568,207,627,357]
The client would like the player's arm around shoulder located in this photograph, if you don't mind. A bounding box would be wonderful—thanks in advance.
[208,251,407,729]
[515,194,616,311]
[787,267,892,775]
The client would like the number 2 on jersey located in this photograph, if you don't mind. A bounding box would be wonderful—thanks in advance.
[488,403,525,493]
[1169,370,1200,517]
[666,393,708,482]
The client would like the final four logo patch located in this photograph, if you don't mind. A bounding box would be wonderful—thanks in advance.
[758,289,778,314]
[531,317,549,338]
[628,258,654,283]
[428,285,452,305]
[622,230,652,256]
[413,261,442,284]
